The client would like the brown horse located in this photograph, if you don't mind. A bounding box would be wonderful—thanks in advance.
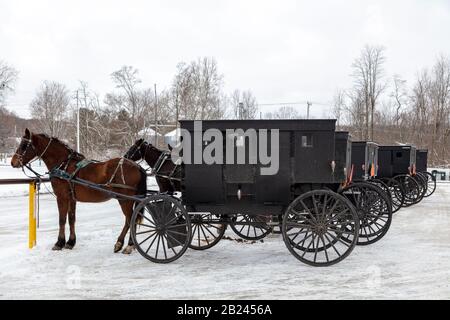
[11,129,147,254]
[124,139,180,193]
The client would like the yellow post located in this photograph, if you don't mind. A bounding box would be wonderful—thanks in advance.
[29,182,37,249]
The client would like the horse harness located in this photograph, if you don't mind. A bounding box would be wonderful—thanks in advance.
[151,151,181,190]
[52,156,138,202]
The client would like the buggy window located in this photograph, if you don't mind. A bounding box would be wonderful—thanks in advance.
[301,135,313,148]
[396,152,403,158]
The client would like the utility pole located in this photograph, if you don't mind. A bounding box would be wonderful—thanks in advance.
[238,102,244,120]
[306,101,312,119]
[76,90,80,153]
[154,83,158,147]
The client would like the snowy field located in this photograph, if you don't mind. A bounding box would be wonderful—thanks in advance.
[0,164,449,299]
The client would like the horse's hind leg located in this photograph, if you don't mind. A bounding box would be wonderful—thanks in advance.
[115,200,133,253]
[121,200,136,255]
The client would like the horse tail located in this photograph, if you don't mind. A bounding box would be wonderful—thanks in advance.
[134,167,147,225]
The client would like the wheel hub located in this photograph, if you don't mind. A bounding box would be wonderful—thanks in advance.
[315,223,327,236]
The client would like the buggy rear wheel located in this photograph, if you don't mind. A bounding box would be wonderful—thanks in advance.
[421,171,436,197]
[381,177,405,214]
[393,175,422,207]
[414,173,428,200]
[369,179,392,201]
[340,182,392,245]
[131,194,191,263]
[189,213,226,250]
[230,214,273,241]
[282,190,359,267]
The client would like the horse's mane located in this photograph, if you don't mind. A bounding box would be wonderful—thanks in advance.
[37,133,86,160]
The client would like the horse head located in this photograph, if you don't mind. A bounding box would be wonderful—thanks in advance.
[124,138,149,161]
[11,128,39,168]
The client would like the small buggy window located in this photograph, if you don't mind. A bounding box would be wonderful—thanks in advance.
[301,135,313,148]
[396,152,402,158]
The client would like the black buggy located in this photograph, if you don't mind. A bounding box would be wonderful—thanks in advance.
[416,149,437,197]
[334,134,392,245]
[129,119,397,267]
[377,145,428,207]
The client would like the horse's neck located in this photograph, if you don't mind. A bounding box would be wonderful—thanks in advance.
[145,148,163,168]
[40,143,71,170]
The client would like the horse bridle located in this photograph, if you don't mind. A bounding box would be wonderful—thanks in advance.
[14,134,53,168]
[126,140,150,163]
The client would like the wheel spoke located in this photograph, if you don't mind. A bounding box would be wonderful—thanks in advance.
[138,231,157,246]
[145,233,159,254]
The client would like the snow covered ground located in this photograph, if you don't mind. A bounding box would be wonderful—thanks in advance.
[0,165,449,299]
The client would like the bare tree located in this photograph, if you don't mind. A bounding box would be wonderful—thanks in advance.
[332,89,346,128]
[70,81,108,157]
[344,88,366,140]
[265,106,301,119]
[351,45,386,140]
[170,57,225,121]
[0,61,19,106]
[106,66,155,145]
[390,75,407,127]
[30,81,70,138]
[429,56,450,164]
[230,89,258,119]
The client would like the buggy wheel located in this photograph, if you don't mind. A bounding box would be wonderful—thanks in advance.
[189,214,226,250]
[369,179,392,201]
[282,190,359,267]
[413,173,428,200]
[340,182,392,245]
[381,177,405,214]
[393,175,422,207]
[230,214,272,241]
[422,171,436,197]
[131,194,191,263]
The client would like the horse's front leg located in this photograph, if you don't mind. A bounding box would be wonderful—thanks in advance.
[53,196,68,250]
[65,200,77,249]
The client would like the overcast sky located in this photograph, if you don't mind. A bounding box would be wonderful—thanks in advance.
[1,0,449,118]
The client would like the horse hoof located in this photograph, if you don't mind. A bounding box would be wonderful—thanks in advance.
[65,238,76,249]
[52,245,63,251]
[122,246,134,254]
[114,242,123,253]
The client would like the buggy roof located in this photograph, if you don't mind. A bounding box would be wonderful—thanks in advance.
[179,119,336,131]
[379,145,416,151]
[352,141,379,147]
[335,131,350,139]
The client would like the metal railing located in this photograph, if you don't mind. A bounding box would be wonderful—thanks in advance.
[0,178,50,185]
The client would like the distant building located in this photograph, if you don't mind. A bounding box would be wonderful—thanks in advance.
[164,128,180,147]
[138,128,161,145]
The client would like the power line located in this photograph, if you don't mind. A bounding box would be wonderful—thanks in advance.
[257,101,331,107]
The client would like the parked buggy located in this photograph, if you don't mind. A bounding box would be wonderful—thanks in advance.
[349,141,403,213]
[377,145,427,207]
[333,134,392,245]
[144,119,361,267]
[416,149,436,197]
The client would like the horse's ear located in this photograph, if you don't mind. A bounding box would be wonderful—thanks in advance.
[168,144,173,151]
[24,128,31,138]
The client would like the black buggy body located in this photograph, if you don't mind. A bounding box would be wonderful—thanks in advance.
[180,119,338,216]
[378,145,417,178]
[351,141,379,181]
[416,149,428,172]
